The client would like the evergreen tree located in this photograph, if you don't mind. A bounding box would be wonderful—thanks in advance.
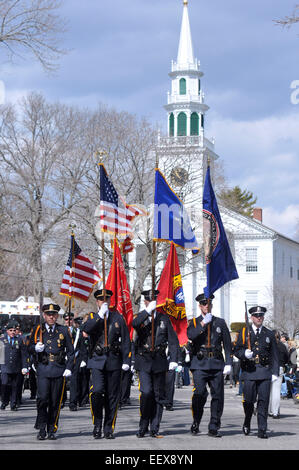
[218,186,257,217]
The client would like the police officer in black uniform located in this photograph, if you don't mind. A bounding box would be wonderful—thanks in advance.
[187,293,232,437]
[82,288,131,440]
[234,305,279,439]
[132,289,179,438]
[28,303,74,440]
[0,320,28,410]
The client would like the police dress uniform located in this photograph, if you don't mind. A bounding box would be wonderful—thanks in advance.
[234,306,279,438]
[132,297,179,437]
[82,291,131,439]
[28,305,74,439]
[0,323,28,410]
[187,298,232,437]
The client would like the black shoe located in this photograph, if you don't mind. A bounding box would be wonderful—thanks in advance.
[0,404,6,410]
[272,415,280,419]
[104,432,115,439]
[242,425,250,436]
[208,429,222,438]
[165,405,174,411]
[10,405,18,411]
[258,431,268,439]
[136,430,146,438]
[93,426,102,439]
[69,405,78,411]
[150,430,163,438]
[37,429,47,441]
[48,432,57,440]
[190,422,199,435]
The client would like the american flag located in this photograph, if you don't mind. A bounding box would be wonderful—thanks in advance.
[60,236,101,302]
[99,163,146,237]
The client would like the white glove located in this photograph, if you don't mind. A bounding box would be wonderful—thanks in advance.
[122,364,130,371]
[272,375,278,382]
[245,349,253,359]
[145,301,156,314]
[35,342,45,353]
[202,313,212,324]
[223,365,232,376]
[131,365,135,372]
[169,362,178,371]
[63,369,72,377]
[99,302,109,319]
[176,365,183,373]
[21,368,28,375]
[185,352,190,363]
[80,361,86,368]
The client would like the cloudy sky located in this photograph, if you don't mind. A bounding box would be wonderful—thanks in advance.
[1,0,299,239]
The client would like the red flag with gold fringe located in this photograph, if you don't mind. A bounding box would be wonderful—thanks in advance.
[156,242,188,346]
[105,238,133,339]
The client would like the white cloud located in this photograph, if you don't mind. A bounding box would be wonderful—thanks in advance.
[263,205,299,239]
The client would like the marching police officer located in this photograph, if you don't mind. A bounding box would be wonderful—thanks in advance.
[187,293,232,438]
[28,304,74,440]
[132,289,179,438]
[82,289,131,440]
[234,305,279,439]
[0,320,28,410]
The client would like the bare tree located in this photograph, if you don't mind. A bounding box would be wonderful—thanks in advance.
[0,0,67,72]
[274,5,299,29]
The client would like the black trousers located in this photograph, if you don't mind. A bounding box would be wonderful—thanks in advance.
[165,369,175,406]
[36,375,65,432]
[89,368,121,434]
[1,372,22,408]
[191,369,224,431]
[120,369,132,405]
[243,378,271,432]
[138,370,166,433]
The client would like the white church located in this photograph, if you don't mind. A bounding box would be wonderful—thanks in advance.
[129,0,299,332]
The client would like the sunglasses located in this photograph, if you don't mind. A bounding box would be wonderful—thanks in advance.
[199,300,211,306]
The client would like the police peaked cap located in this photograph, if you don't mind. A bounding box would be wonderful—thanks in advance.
[195,293,215,303]
[6,320,19,330]
[248,306,267,316]
[94,289,113,300]
[63,312,74,319]
[42,304,60,314]
[141,289,159,300]
[73,316,83,323]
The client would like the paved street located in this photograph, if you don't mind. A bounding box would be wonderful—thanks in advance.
[1,383,298,452]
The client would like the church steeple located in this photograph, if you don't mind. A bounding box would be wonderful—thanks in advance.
[164,0,209,138]
[177,0,195,69]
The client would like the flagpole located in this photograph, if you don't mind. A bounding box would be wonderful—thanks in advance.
[151,152,159,352]
[96,149,108,348]
[68,225,76,327]
[206,157,211,348]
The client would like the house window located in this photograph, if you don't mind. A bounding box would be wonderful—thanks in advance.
[198,79,201,95]
[245,291,258,310]
[246,247,258,272]
[290,266,293,278]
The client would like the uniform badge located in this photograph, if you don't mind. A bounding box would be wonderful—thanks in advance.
[59,333,64,340]
[115,322,119,328]
[266,337,270,343]
[216,327,221,334]
[160,321,165,329]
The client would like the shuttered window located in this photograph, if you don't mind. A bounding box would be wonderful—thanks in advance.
[179,78,186,95]
[190,112,199,135]
[177,112,187,136]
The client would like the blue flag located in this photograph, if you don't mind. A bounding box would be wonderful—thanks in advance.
[153,169,199,252]
[203,166,239,298]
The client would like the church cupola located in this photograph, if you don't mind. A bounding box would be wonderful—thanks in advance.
[165,0,209,138]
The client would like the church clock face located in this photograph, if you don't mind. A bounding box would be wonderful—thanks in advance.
[170,166,189,186]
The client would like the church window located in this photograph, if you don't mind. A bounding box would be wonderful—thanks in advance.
[246,247,258,272]
[201,114,205,129]
[198,79,201,94]
[245,291,258,310]
[190,112,199,135]
[179,78,186,95]
[169,113,174,137]
[177,112,187,136]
